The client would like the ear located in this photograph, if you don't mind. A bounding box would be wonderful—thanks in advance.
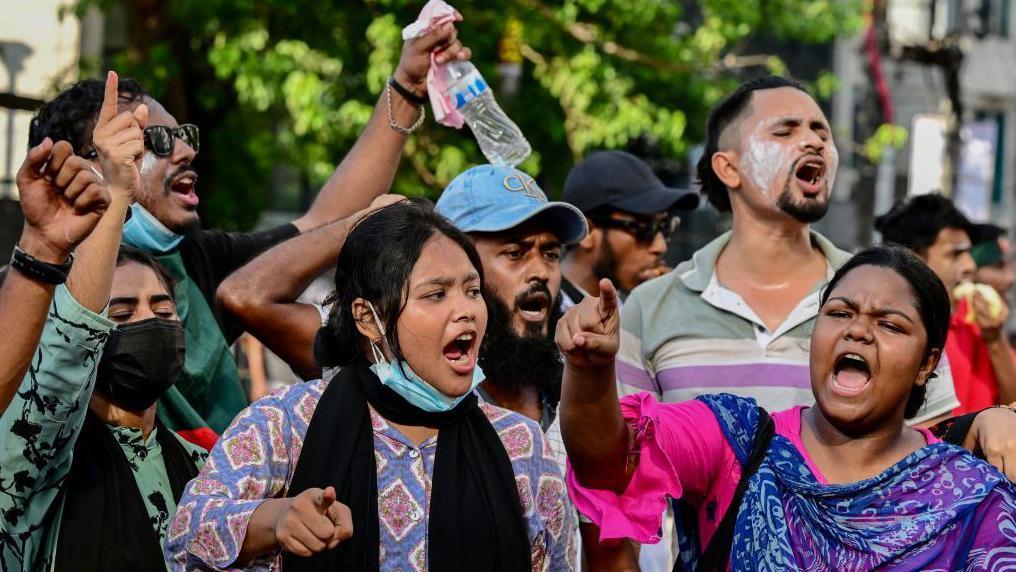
[577,220,600,252]
[711,150,742,191]
[351,298,382,342]
[914,347,942,388]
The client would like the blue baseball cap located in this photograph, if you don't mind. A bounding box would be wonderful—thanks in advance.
[436,165,588,244]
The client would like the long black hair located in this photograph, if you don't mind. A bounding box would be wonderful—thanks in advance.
[821,244,951,418]
[313,198,485,368]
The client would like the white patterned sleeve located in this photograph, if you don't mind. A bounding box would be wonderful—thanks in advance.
[163,391,301,571]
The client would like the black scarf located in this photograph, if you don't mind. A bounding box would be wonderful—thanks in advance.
[55,412,199,571]
[283,362,531,572]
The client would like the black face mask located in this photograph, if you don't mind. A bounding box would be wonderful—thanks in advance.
[95,317,186,411]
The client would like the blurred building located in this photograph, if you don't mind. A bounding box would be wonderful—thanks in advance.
[831,0,1016,248]
[0,0,103,256]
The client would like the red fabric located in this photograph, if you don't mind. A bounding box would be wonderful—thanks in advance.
[176,427,218,451]
[946,299,1000,415]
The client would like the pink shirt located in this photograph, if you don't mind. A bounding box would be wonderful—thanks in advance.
[567,393,941,547]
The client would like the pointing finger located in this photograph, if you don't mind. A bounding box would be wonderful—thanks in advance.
[97,71,120,127]
[315,486,337,512]
[597,278,618,321]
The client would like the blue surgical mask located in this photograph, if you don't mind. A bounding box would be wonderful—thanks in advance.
[366,302,484,412]
[122,203,184,254]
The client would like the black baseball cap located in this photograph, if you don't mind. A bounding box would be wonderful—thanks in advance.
[563,150,700,215]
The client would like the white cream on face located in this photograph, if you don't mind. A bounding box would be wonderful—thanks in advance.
[739,120,841,202]
[139,151,157,178]
[740,128,796,201]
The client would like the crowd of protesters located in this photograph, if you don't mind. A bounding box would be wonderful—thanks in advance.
[1,11,1016,572]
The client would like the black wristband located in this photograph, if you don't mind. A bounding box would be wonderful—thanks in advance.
[10,246,73,285]
[388,76,428,106]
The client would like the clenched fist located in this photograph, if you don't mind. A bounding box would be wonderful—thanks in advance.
[16,138,109,263]
[275,486,353,557]
[394,23,472,96]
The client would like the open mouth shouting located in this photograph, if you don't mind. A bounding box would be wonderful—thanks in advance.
[443,330,478,375]
[168,169,199,207]
[831,352,872,398]
[516,291,549,324]
[794,156,826,197]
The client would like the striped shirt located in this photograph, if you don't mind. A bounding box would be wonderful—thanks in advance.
[616,230,959,424]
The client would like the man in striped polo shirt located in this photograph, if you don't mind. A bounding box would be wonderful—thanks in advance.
[617,76,959,422]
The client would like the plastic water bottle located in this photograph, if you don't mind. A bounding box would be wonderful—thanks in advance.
[440,61,532,167]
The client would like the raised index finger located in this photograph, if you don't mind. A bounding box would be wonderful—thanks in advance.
[597,278,618,321]
[97,71,120,126]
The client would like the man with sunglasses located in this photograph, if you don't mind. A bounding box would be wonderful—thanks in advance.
[559,150,698,312]
[26,24,471,447]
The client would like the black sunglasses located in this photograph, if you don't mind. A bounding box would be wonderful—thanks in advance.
[591,216,681,244]
[145,124,199,156]
[82,124,199,160]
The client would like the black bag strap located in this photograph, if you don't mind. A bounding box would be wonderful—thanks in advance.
[931,409,989,446]
[560,279,586,306]
[674,406,774,572]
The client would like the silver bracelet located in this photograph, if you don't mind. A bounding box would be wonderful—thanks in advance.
[386,83,425,135]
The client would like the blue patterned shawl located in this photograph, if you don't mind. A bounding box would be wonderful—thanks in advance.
[697,393,1016,571]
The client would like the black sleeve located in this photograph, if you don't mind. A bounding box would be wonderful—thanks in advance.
[178,223,300,343]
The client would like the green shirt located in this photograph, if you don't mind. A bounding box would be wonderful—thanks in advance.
[105,425,206,547]
[0,286,205,571]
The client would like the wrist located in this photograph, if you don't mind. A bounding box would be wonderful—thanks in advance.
[982,330,1005,345]
[341,211,361,235]
[565,358,616,380]
[18,230,70,264]
[270,497,294,533]
[107,186,135,208]
[393,68,426,98]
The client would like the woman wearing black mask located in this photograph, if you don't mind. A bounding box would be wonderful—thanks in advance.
[60,246,205,570]
[0,246,206,571]
[0,70,206,571]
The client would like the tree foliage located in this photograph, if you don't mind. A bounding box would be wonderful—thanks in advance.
[77,0,863,229]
